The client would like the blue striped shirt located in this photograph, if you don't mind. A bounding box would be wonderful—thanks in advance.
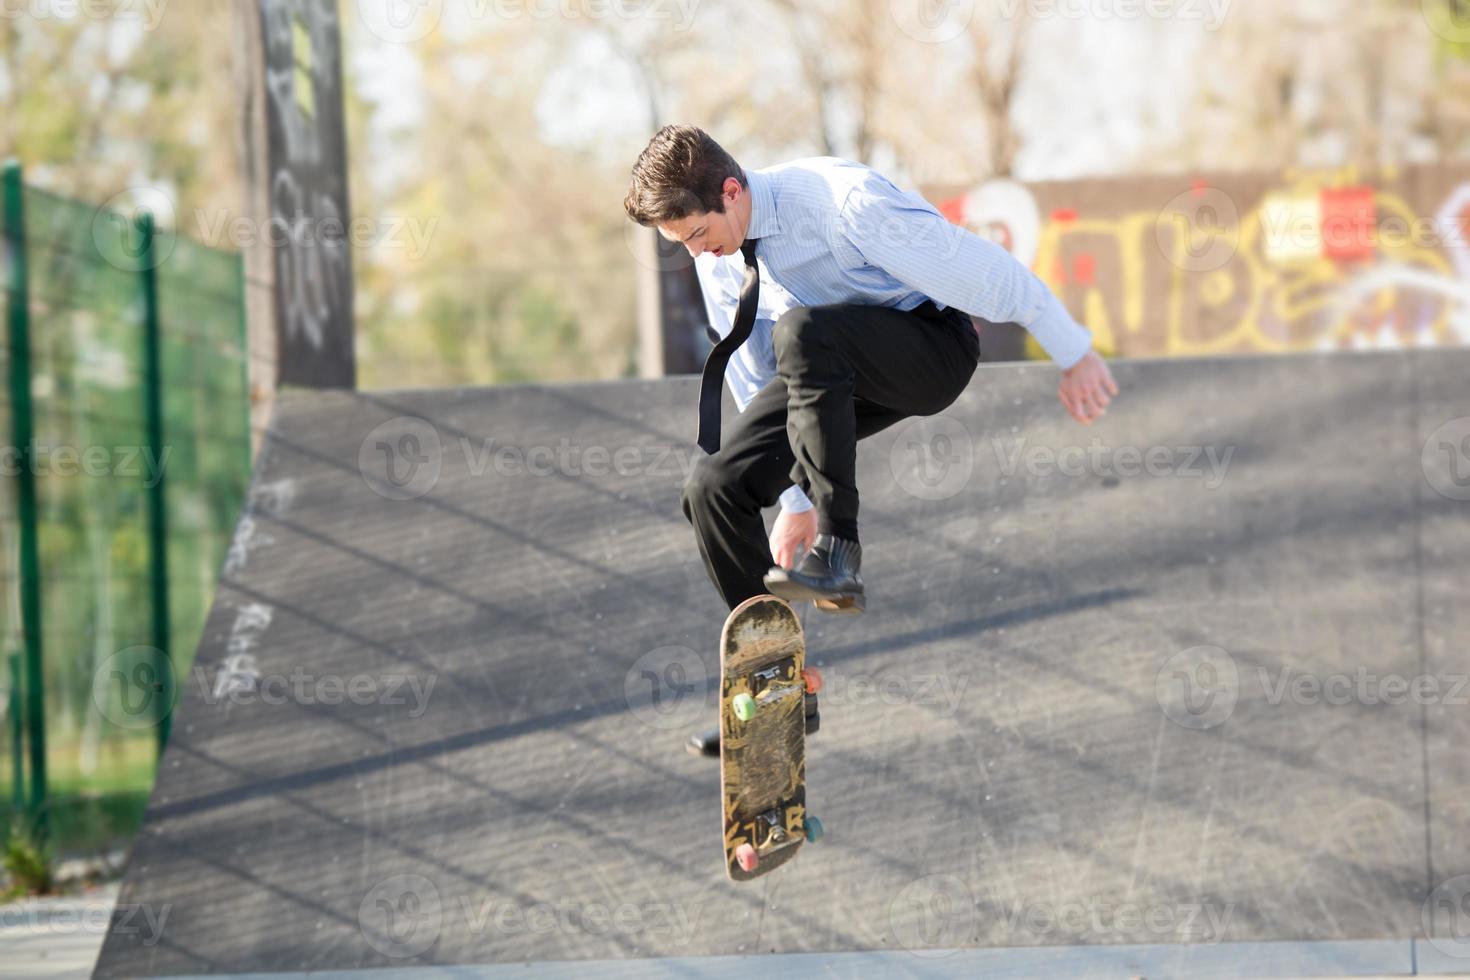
[697,156,1093,513]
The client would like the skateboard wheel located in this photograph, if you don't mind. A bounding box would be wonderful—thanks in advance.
[803,816,824,843]
[735,842,759,872]
[733,693,757,721]
[802,668,823,694]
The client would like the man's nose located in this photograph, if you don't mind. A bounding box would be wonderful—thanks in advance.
[686,242,703,258]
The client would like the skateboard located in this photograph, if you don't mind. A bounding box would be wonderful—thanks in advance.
[719,594,824,880]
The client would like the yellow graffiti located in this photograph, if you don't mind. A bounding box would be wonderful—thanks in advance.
[1031,173,1464,357]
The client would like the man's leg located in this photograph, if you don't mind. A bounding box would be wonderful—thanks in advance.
[681,380,798,610]
[681,377,921,610]
[772,303,980,542]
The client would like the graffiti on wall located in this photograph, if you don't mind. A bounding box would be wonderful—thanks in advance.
[942,165,1470,358]
[260,0,356,387]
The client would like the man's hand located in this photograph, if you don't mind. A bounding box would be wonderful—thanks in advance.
[769,508,818,568]
[1058,350,1119,425]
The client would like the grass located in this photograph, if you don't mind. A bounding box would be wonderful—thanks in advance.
[1,735,158,875]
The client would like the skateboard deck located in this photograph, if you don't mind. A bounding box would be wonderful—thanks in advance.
[719,594,820,880]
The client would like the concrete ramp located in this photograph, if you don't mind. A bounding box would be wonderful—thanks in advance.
[96,350,1470,976]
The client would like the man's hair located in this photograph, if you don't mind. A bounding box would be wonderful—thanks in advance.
[623,125,745,227]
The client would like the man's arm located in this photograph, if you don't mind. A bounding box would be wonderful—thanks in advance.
[839,176,1118,422]
[838,177,1093,368]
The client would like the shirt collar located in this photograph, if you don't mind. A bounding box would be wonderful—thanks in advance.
[743,168,780,241]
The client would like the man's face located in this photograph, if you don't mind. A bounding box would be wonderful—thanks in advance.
[658,177,746,259]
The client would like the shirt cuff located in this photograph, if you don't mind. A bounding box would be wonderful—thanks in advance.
[779,485,814,513]
[1026,292,1093,369]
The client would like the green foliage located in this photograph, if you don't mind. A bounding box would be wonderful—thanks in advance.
[2,818,54,898]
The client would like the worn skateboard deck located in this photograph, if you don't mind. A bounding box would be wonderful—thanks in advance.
[719,594,814,881]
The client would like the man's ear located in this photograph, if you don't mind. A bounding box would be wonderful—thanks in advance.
[723,177,742,206]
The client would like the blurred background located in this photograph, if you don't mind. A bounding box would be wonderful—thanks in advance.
[0,0,1468,899]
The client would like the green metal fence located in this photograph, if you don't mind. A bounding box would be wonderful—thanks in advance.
[1,161,252,852]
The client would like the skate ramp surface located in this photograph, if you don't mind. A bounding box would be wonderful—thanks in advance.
[96,350,1470,976]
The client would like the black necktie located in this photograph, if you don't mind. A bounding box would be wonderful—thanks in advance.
[696,238,760,455]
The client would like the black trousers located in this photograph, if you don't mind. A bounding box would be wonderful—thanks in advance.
[681,301,981,609]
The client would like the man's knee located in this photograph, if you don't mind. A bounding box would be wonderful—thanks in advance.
[681,452,738,521]
[772,306,836,367]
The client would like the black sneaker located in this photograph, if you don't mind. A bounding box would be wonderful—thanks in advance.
[686,727,720,758]
[763,533,865,613]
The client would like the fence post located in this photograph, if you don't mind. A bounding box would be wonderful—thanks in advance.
[236,255,253,472]
[7,653,22,816]
[4,159,46,838]
[137,211,173,752]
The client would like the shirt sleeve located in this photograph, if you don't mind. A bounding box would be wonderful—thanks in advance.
[694,256,814,514]
[838,177,1094,369]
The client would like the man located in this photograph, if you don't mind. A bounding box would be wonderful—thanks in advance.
[623,126,1118,754]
